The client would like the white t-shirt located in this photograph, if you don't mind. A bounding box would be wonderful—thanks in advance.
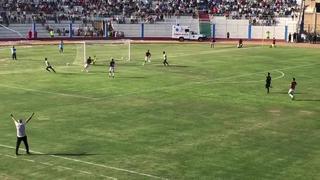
[11,48,16,54]
[45,60,51,67]
[15,121,26,137]
[163,54,167,60]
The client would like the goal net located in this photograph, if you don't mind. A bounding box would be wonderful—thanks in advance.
[74,40,131,66]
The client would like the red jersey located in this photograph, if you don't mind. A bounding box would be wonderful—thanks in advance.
[290,81,297,89]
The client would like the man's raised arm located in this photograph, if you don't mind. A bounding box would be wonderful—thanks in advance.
[10,114,17,123]
[26,112,35,123]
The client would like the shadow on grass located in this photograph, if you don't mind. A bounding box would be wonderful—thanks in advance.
[272,92,304,94]
[118,76,146,79]
[154,64,189,68]
[294,99,320,102]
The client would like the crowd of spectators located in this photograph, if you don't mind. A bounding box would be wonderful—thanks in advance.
[206,0,300,25]
[0,0,300,26]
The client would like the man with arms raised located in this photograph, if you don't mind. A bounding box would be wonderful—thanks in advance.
[11,113,34,155]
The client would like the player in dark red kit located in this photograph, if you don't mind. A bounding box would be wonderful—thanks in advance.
[265,72,272,93]
[271,37,276,48]
[143,50,151,65]
[237,39,243,48]
[288,78,297,100]
[82,56,92,72]
[210,37,216,48]
[163,51,169,66]
[109,58,115,78]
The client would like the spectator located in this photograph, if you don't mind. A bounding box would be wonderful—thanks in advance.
[288,33,292,43]
[49,29,54,38]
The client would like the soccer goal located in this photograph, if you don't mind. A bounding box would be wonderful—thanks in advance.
[75,40,131,65]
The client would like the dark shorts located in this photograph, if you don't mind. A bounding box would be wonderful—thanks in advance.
[265,83,271,88]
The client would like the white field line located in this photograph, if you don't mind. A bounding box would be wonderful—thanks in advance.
[56,165,74,171]
[22,158,35,162]
[39,162,54,166]
[78,170,92,175]
[0,84,99,100]
[0,152,118,180]
[0,144,166,180]
[4,154,17,158]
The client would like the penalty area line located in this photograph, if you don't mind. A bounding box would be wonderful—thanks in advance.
[0,144,166,180]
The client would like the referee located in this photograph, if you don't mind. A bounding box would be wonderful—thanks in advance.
[11,113,34,155]
[265,72,272,94]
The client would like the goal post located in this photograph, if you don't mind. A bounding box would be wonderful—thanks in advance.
[80,40,131,65]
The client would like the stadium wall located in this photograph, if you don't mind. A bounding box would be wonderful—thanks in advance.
[212,17,297,40]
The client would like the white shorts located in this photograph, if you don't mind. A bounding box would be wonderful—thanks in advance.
[84,64,90,68]
[145,56,151,62]
[109,67,114,72]
[288,88,295,94]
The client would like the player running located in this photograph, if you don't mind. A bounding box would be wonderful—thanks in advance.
[265,72,272,93]
[210,37,216,48]
[59,40,64,53]
[288,78,297,100]
[45,58,56,73]
[109,58,115,78]
[82,56,92,72]
[143,50,151,65]
[163,51,169,66]
[237,39,243,48]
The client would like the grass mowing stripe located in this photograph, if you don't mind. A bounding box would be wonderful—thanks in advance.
[0,144,167,180]
[207,70,285,84]
[0,84,99,100]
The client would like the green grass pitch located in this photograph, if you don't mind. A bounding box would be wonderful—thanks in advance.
[0,43,319,179]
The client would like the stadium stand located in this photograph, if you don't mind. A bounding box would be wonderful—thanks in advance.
[0,0,299,25]
[0,0,302,39]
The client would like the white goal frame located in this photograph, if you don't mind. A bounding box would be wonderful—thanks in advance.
[82,40,131,63]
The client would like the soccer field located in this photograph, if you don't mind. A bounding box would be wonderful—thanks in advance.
[0,42,319,179]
